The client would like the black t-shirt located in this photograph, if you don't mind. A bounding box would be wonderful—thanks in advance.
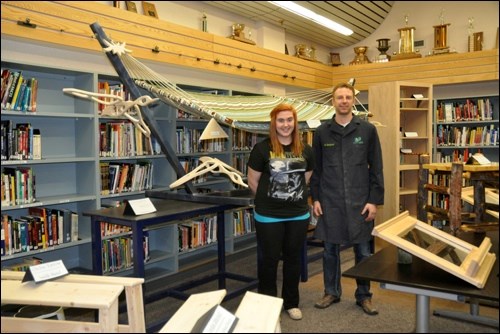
[247,138,314,218]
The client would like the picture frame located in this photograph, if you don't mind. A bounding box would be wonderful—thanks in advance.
[372,211,496,288]
[330,52,341,66]
[142,1,158,19]
[125,1,137,13]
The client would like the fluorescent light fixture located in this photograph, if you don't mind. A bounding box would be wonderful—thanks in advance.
[268,1,353,36]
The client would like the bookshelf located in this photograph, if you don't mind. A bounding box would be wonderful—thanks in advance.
[1,61,97,271]
[433,96,499,163]
[369,81,433,231]
[1,61,258,278]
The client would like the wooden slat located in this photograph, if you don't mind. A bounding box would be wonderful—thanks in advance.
[1,1,498,91]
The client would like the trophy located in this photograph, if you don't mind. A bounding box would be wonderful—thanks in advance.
[467,17,483,52]
[228,23,256,45]
[432,10,451,55]
[391,14,421,60]
[349,46,370,65]
[376,38,391,62]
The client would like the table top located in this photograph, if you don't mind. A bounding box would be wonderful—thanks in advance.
[343,231,499,302]
[423,163,499,172]
[83,198,234,223]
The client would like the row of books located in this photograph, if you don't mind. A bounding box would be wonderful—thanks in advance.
[1,120,42,161]
[436,98,493,123]
[1,256,43,271]
[176,126,226,154]
[178,215,217,252]
[100,161,154,195]
[100,233,150,274]
[1,208,78,257]
[99,121,161,157]
[1,69,38,112]
[97,81,131,114]
[100,221,132,237]
[232,208,254,237]
[231,128,260,151]
[434,149,485,163]
[176,109,203,119]
[436,124,498,147]
[2,167,35,207]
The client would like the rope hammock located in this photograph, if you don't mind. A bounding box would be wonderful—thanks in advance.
[80,23,371,196]
[96,31,368,134]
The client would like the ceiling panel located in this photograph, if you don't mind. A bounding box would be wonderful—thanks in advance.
[204,1,394,48]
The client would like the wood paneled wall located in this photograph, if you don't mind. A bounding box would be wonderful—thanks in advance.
[1,1,498,91]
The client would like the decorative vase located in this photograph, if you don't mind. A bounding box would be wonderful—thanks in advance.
[376,38,390,56]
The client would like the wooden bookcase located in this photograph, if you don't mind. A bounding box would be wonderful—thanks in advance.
[433,95,499,163]
[369,81,433,229]
[1,61,258,277]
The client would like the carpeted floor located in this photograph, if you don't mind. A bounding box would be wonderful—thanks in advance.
[64,245,499,333]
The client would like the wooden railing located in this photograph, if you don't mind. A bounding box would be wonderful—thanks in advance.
[1,1,498,91]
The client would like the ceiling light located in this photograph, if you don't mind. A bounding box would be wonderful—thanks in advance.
[268,1,353,36]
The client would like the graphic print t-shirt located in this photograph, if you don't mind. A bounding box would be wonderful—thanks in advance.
[247,138,314,218]
[268,156,306,201]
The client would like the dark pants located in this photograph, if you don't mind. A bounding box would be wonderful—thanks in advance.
[255,218,309,310]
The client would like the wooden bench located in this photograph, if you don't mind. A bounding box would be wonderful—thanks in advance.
[1,271,145,333]
[160,289,283,333]
[1,279,123,332]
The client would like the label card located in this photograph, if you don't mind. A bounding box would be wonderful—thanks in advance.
[306,119,322,128]
[404,131,418,137]
[123,198,157,215]
[22,259,69,283]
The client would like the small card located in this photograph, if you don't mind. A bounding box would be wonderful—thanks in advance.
[412,94,424,99]
[123,198,157,215]
[404,131,418,137]
[306,119,322,129]
[22,259,69,283]
[192,304,238,333]
[467,152,491,165]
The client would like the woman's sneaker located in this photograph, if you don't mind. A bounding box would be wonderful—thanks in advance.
[286,308,302,320]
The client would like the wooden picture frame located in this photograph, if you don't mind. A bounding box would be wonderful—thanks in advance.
[142,1,158,19]
[125,1,137,13]
[373,211,496,288]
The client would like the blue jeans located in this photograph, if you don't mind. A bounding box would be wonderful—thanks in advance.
[322,241,373,303]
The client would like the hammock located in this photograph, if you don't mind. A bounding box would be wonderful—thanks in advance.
[91,24,368,134]
[86,23,368,197]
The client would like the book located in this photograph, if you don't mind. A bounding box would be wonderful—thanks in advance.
[3,70,20,110]
[32,129,41,159]
[28,207,48,248]
[7,72,23,110]
[71,211,79,242]
[14,78,27,111]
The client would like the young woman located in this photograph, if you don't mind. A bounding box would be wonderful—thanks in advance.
[247,103,314,320]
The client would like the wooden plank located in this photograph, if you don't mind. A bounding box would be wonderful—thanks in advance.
[1,1,498,91]
[233,291,283,333]
[159,289,227,333]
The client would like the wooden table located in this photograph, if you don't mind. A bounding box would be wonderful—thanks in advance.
[1,278,124,332]
[418,160,499,234]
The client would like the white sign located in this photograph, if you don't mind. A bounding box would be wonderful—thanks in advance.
[125,198,157,215]
[22,260,69,283]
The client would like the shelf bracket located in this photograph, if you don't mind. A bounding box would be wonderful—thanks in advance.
[17,18,37,29]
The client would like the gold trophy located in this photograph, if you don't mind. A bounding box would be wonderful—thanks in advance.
[391,14,421,61]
